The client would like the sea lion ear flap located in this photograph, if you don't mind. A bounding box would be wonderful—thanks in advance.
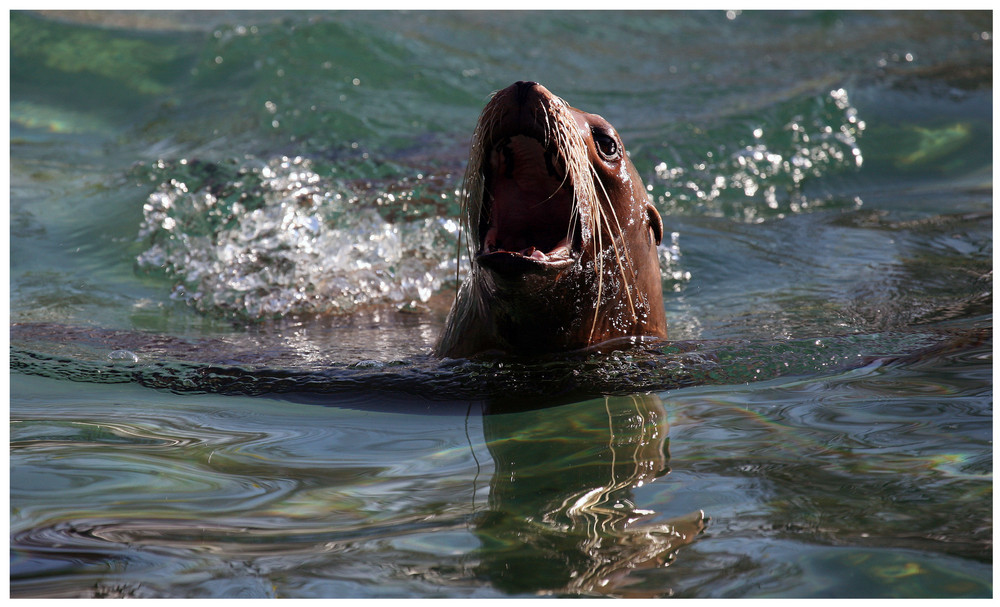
[646,202,663,246]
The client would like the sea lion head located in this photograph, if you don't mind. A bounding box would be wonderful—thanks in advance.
[436,81,666,357]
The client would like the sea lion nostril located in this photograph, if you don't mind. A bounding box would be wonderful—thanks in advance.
[514,80,539,104]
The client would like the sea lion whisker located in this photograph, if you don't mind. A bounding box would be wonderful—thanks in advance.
[588,222,605,343]
[546,109,597,255]
[592,169,638,280]
[544,111,610,342]
[542,109,551,150]
[590,164,638,322]
[454,198,464,295]
[585,172,610,344]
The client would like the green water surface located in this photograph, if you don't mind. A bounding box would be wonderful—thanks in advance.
[10,10,992,598]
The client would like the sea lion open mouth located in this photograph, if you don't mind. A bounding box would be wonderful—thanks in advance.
[474,92,582,273]
[477,136,578,271]
[436,81,667,358]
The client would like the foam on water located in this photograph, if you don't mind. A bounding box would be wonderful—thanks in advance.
[136,155,460,319]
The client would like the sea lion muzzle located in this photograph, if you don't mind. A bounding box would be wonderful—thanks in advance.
[477,82,579,274]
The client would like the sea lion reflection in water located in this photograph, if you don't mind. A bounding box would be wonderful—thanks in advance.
[477,393,706,596]
[436,81,667,358]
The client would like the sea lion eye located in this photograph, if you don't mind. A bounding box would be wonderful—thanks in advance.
[592,129,620,160]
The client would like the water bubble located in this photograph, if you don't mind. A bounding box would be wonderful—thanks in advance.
[108,350,139,364]
[650,86,865,221]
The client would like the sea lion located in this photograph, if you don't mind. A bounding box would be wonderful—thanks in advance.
[436,81,667,358]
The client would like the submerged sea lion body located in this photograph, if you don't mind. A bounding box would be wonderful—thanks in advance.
[436,81,666,358]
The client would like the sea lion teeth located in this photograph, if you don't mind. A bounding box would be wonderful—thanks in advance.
[548,238,571,259]
[436,81,667,357]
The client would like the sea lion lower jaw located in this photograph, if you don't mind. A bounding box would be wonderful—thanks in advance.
[436,81,667,358]
[475,250,575,275]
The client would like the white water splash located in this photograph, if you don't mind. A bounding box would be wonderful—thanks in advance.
[652,88,867,222]
[136,155,459,319]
